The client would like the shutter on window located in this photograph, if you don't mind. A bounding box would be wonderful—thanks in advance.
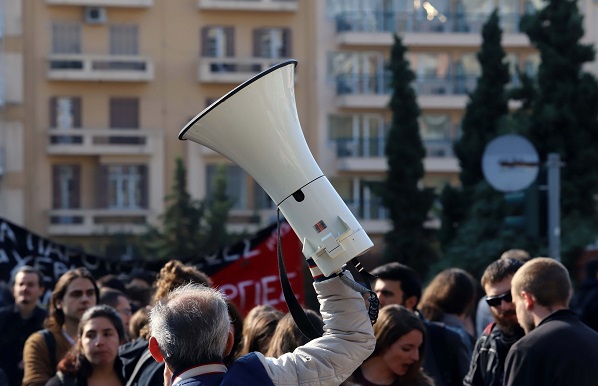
[201,27,209,57]
[49,97,57,128]
[110,98,139,129]
[72,97,82,128]
[98,165,109,208]
[52,165,61,209]
[140,165,148,208]
[253,29,262,57]
[71,165,81,208]
[225,27,234,56]
[283,28,292,57]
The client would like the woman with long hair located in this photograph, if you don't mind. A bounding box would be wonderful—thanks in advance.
[347,305,433,386]
[45,305,126,386]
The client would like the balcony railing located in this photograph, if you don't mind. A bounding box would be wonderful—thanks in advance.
[48,54,154,82]
[46,0,152,6]
[47,128,161,155]
[47,208,151,235]
[333,137,456,159]
[336,73,478,96]
[198,0,297,11]
[198,57,293,83]
[336,11,524,34]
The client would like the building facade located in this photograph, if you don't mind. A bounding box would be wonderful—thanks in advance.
[0,0,570,259]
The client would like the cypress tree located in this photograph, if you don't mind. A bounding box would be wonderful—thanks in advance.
[381,35,437,276]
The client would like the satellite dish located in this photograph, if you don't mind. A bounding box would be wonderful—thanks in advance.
[482,134,539,192]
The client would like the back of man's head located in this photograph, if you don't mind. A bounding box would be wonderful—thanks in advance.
[512,257,571,307]
[371,262,422,302]
[149,283,230,372]
[500,249,532,263]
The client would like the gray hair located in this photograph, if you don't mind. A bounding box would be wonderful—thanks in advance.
[149,283,231,372]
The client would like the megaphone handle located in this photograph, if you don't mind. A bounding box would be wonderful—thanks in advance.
[277,209,323,341]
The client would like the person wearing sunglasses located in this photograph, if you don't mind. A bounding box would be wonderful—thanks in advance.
[464,258,525,386]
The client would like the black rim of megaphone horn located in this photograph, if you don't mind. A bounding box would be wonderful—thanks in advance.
[178,59,299,141]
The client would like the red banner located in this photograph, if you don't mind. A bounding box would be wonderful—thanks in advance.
[196,221,304,316]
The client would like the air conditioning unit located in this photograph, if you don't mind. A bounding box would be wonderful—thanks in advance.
[84,7,107,25]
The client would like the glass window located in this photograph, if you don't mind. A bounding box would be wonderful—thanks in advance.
[255,28,289,58]
[107,165,144,209]
[329,114,386,157]
[52,23,81,54]
[110,25,138,55]
[206,164,247,210]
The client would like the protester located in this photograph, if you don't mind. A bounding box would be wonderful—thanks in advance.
[463,258,525,386]
[371,262,470,386]
[347,305,433,386]
[118,260,213,386]
[22,267,99,386]
[264,309,324,358]
[128,306,150,341]
[236,305,283,358]
[475,249,531,336]
[419,268,477,354]
[99,288,133,340]
[147,264,375,385]
[504,258,598,385]
[45,305,126,386]
[0,266,47,386]
[570,259,598,332]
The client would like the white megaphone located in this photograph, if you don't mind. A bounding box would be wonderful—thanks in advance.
[179,60,373,277]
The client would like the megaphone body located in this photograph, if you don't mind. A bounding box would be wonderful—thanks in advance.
[180,60,373,277]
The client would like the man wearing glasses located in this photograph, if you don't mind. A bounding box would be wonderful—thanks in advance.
[463,258,526,386]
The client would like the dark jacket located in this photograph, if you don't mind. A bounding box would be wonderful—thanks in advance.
[118,338,163,386]
[0,305,46,386]
[570,279,598,332]
[463,322,524,386]
[417,311,470,386]
[504,309,598,386]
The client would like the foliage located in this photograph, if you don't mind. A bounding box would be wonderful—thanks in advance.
[380,35,437,277]
[520,0,598,268]
[141,158,236,261]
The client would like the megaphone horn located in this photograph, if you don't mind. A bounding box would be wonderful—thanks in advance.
[179,60,373,277]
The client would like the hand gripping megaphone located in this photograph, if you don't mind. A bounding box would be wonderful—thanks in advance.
[179,60,373,277]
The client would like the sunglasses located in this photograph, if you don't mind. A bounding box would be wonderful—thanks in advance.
[485,290,512,307]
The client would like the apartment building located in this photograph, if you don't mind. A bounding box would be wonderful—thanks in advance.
[0,0,564,258]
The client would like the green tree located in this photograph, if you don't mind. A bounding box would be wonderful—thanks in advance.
[380,35,437,277]
[454,9,510,189]
[440,10,511,251]
[520,0,598,268]
[142,159,236,261]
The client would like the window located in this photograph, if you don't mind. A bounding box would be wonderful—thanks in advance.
[253,28,291,58]
[206,164,247,210]
[110,25,138,55]
[49,97,82,144]
[109,97,140,144]
[52,164,81,224]
[331,177,387,220]
[201,26,234,57]
[328,51,386,94]
[329,114,386,157]
[420,114,453,157]
[52,23,81,54]
[101,165,147,209]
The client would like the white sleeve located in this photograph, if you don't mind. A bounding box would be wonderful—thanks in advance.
[260,272,376,386]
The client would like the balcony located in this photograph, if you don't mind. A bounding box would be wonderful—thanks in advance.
[335,11,530,47]
[335,73,477,109]
[47,208,152,235]
[48,54,154,82]
[198,57,293,83]
[46,0,153,6]
[47,128,162,155]
[345,199,390,234]
[198,0,297,12]
[332,137,457,173]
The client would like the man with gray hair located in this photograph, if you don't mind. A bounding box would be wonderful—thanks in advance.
[504,257,598,386]
[148,269,375,386]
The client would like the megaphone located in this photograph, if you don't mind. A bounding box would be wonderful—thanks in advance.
[179,60,373,277]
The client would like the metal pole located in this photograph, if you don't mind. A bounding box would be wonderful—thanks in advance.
[547,153,561,261]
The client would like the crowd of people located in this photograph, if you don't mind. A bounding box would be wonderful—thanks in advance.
[0,250,597,386]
